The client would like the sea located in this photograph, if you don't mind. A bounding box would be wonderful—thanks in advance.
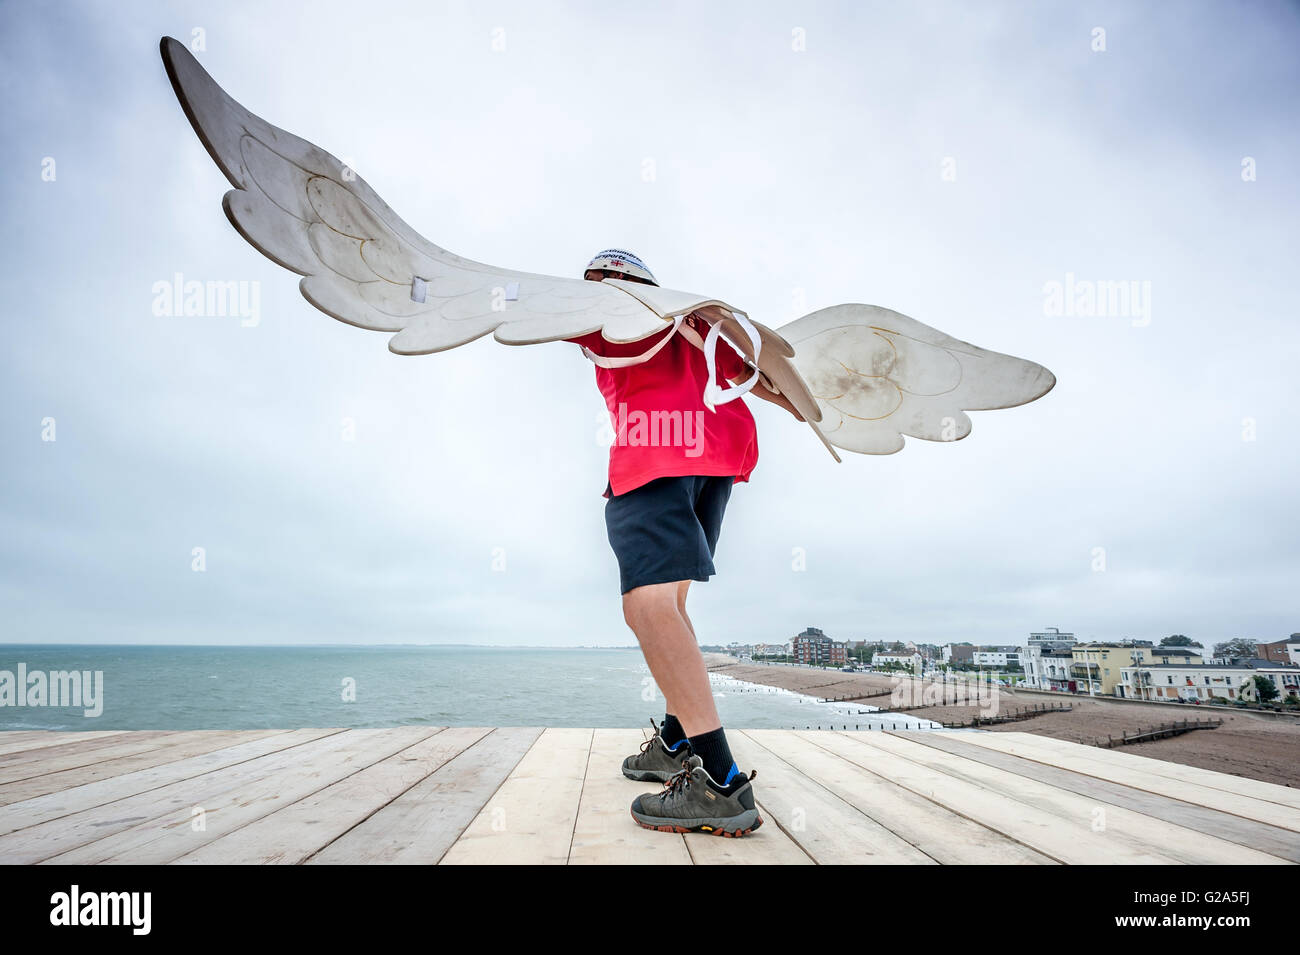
[0,645,939,732]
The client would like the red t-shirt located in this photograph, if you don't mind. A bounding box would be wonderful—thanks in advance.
[568,313,758,497]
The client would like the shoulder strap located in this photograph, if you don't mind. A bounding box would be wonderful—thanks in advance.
[578,310,765,412]
[700,311,762,411]
[579,316,684,368]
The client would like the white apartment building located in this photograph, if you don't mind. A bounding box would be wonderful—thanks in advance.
[1028,627,1075,650]
[972,647,1023,668]
[875,652,922,669]
[1022,645,1075,690]
[1120,664,1300,702]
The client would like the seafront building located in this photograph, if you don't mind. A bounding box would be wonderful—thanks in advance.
[875,651,922,670]
[791,627,847,666]
[1028,627,1075,650]
[1022,646,1075,690]
[1119,662,1300,702]
[756,628,1300,698]
[1070,643,1203,696]
[1256,636,1300,666]
[942,644,976,665]
[972,646,1023,668]
[1015,628,1074,688]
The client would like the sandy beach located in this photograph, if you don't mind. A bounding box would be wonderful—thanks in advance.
[705,654,1300,788]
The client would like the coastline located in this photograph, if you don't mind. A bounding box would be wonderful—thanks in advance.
[706,668,943,730]
[703,654,1300,788]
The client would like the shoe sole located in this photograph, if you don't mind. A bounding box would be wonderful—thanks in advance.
[629,808,764,838]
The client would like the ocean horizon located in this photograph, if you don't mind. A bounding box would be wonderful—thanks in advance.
[0,644,932,732]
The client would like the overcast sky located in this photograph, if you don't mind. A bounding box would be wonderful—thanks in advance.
[1,0,1297,648]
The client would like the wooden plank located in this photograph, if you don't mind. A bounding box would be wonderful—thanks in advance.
[741,730,1055,865]
[0,732,60,744]
[0,732,276,796]
[44,727,444,864]
[0,731,288,806]
[438,728,591,865]
[309,727,542,865]
[728,730,936,865]
[0,729,358,863]
[567,729,693,865]
[837,731,1287,865]
[0,732,131,757]
[983,731,1300,810]
[11,726,1286,867]
[684,800,815,866]
[800,730,1175,864]
[953,732,1300,830]
[0,728,339,842]
[892,731,1300,864]
[173,728,489,864]
[0,731,184,781]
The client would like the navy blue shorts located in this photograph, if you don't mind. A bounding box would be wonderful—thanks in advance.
[604,475,735,595]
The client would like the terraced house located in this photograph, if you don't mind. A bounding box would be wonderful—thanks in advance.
[1120,662,1300,702]
[1071,643,1203,696]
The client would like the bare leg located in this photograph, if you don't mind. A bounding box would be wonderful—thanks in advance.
[623,580,720,738]
[676,580,695,638]
[669,582,696,727]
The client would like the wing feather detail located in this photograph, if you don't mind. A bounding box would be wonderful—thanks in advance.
[160,37,668,352]
[780,304,1055,454]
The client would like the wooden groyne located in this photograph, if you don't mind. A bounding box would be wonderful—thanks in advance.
[1097,717,1223,748]
[940,703,1073,729]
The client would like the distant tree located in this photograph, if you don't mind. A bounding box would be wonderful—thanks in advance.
[1213,638,1259,661]
[1253,676,1279,703]
[1160,635,1200,647]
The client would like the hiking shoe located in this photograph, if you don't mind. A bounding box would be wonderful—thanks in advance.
[622,719,693,783]
[630,754,763,837]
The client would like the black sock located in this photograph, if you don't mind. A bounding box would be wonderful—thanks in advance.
[660,714,687,751]
[688,727,739,786]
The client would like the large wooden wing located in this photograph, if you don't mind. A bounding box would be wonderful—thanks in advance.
[779,304,1056,454]
[160,36,670,352]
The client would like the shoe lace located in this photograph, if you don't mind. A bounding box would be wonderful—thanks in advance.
[637,719,662,758]
[661,764,694,801]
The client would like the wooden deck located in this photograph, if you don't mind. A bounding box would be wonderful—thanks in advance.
[0,727,1295,864]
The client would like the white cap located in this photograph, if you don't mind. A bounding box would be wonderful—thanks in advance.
[584,248,657,286]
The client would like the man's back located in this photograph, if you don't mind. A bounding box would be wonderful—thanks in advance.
[568,314,758,497]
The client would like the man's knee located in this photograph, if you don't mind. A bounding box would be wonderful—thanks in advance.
[622,581,682,631]
[676,580,691,614]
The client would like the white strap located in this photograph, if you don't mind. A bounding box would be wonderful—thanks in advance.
[702,311,762,412]
[578,310,763,414]
[680,320,774,390]
[580,316,683,368]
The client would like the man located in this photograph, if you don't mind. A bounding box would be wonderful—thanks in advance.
[566,249,804,837]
